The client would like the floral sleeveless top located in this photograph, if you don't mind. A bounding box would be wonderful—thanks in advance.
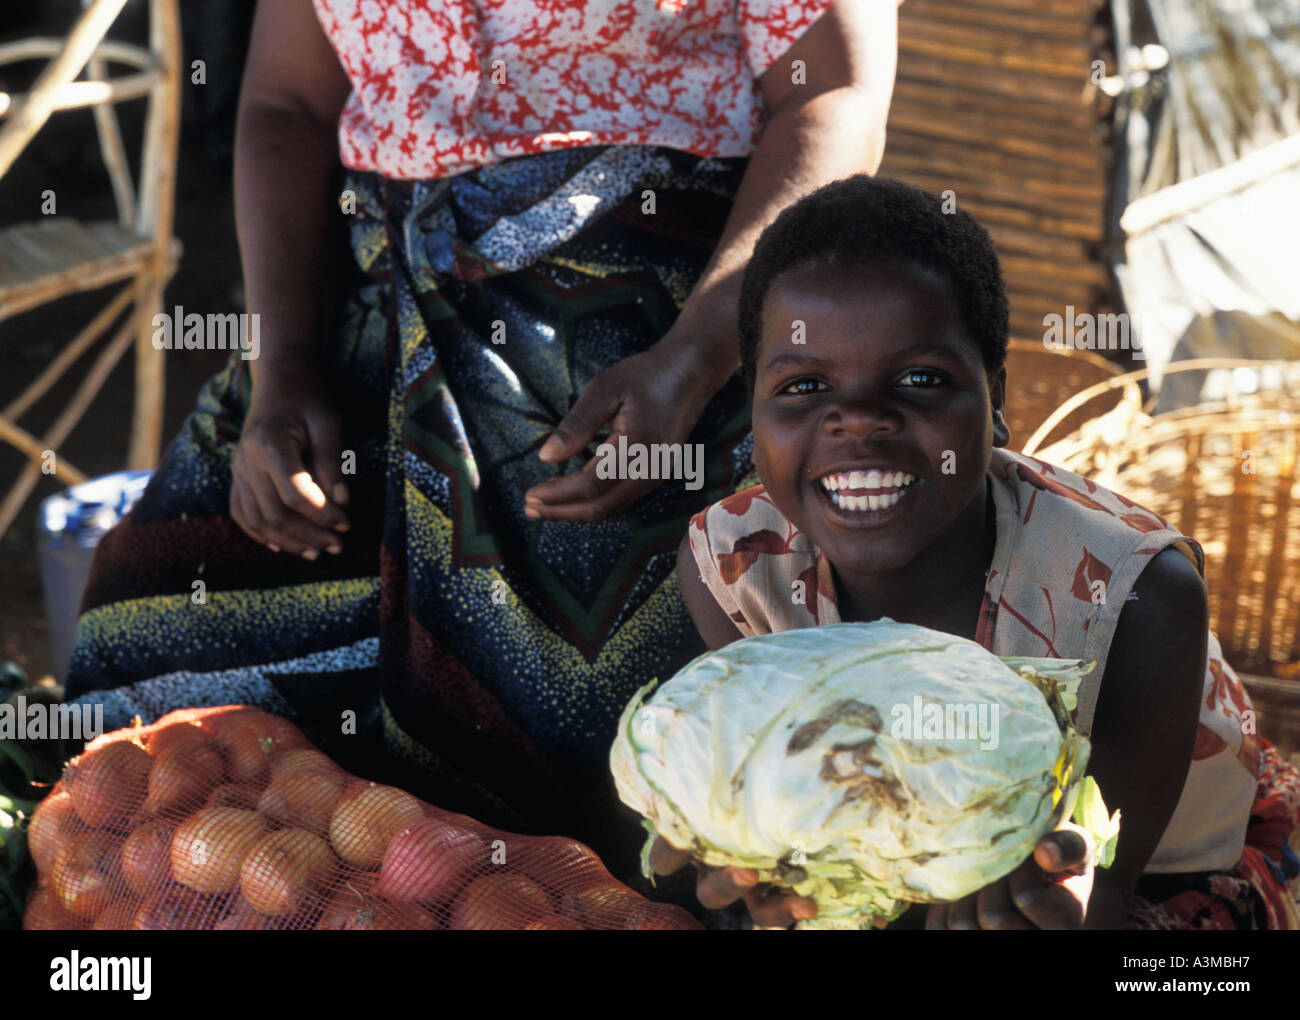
[312,0,840,180]
[687,447,1258,874]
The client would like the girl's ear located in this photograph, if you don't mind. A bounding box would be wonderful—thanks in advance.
[990,366,1010,448]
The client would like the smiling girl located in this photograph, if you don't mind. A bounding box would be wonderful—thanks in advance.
[659,175,1300,929]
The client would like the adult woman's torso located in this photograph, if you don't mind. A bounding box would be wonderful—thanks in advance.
[312,0,834,180]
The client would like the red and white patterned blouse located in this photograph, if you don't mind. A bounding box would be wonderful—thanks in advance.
[312,0,839,180]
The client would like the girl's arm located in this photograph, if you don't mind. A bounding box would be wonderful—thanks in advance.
[1083,545,1209,928]
[677,533,745,651]
[927,544,1207,931]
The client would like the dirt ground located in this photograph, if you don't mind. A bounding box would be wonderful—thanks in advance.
[0,4,248,683]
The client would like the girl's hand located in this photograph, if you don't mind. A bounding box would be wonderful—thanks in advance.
[647,837,819,929]
[524,328,734,523]
[230,360,352,558]
[926,821,1100,930]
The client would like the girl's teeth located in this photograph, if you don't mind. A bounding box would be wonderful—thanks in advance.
[829,485,911,512]
[818,471,918,495]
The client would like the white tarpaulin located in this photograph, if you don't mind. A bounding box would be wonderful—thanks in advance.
[1109,0,1300,405]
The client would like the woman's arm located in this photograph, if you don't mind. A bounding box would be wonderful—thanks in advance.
[228,0,358,555]
[1083,545,1208,927]
[662,0,901,388]
[527,0,899,520]
[235,0,353,388]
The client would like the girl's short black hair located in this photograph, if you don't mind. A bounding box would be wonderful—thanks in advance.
[738,175,1009,388]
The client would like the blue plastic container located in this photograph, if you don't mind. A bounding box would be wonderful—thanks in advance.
[37,470,152,683]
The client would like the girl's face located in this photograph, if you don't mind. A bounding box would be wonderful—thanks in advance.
[751,260,1007,578]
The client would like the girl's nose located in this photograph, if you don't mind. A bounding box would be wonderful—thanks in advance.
[822,396,903,438]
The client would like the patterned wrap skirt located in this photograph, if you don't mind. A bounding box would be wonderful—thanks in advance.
[66,144,758,881]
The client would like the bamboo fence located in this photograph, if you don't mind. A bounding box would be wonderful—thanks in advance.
[879,0,1118,358]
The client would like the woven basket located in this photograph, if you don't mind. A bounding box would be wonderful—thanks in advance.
[1032,359,1300,676]
[1239,674,1300,762]
[1004,340,1143,453]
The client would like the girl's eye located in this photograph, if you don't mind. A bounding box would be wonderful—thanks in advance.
[897,369,946,388]
[779,378,828,396]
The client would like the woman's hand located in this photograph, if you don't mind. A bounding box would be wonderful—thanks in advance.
[925,821,1103,930]
[647,837,819,929]
[523,324,734,523]
[230,360,352,557]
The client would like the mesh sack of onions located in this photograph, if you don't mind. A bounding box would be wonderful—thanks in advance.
[22,706,700,930]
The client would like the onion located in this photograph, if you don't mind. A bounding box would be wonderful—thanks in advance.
[202,707,308,752]
[314,878,438,930]
[524,913,586,930]
[143,747,224,815]
[256,766,345,835]
[23,886,84,930]
[375,816,486,904]
[64,741,151,829]
[213,724,274,784]
[449,874,552,930]
[51,831,122,918]
[508,837,600,890]
[91,894,142,931]
[146,721,220,759]
[329,784,424,869]
[240,828,336,916]
[313,874,376,929]
[210,718,310,784]
[206,783,262,810]
[26,792,85,875]
[217,725,274,784]
[214,900,283,930]
[133,887,230,930]
[171,807,267,894]
[626,905,692,930]
[120,818,177,897]
[269,749,339,777]
[559,883,645,927]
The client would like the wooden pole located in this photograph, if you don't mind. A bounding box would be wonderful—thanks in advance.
[87,53,137,229]
[2,285,134,421]
[1121,133,1300,236]
[127,0,180,470]
[0,72,156,119]
[0,313,137,539]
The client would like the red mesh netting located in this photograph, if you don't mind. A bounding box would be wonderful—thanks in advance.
[22,706,701,931]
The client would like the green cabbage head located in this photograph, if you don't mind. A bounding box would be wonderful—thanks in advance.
[610,620,1120,929]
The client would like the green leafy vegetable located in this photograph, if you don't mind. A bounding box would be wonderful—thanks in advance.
[610,620,1121,929]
